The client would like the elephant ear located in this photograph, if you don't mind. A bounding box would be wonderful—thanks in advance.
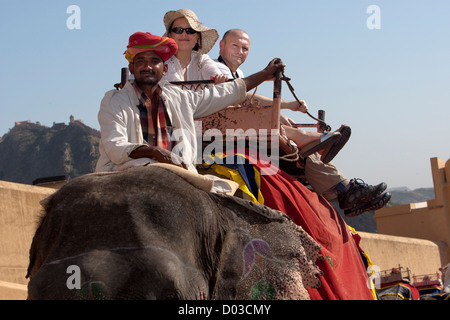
[212,228,250,300]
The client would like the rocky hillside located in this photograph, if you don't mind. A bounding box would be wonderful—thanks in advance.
[389,187,435,205]
[0,118,100,185]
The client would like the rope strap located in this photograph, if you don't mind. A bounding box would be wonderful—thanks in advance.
[281,73,332,132]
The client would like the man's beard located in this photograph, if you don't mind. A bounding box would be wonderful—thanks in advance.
[135,78,159,86]
[135,71,160,86]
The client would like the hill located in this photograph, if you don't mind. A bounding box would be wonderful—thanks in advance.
[0,118,100,185]
[388,188,435,205]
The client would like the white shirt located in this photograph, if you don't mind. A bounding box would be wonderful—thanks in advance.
[215,59,245,79]
[96,78,247,173]
[162,51,222,82]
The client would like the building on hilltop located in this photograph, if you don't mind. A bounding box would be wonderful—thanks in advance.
[14,120,31,126]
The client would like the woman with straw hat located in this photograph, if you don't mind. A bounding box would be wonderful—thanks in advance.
[162,9,228,84]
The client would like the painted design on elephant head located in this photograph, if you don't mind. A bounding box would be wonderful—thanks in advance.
[251,279,277,300]
[243,239,278,300]
[243,239,273,276]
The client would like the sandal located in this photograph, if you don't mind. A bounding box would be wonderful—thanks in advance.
[299,132,342,160]
[320,125,351,163]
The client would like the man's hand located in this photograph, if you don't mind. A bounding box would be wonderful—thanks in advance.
[130,145,187,169]
[243,58,286,92]
[211,74,229,84]
[263,58,286,81]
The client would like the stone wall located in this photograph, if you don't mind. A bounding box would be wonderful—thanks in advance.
[359,232,448,276]
[375,158,450,265]
[0,181,55,299]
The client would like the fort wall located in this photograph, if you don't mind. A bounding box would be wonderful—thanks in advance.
[375,157,450,266]
[0,180,54,299]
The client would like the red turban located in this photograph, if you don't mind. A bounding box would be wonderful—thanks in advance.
[124,32,178,63]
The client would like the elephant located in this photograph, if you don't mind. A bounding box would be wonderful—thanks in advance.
[26,165,323,300]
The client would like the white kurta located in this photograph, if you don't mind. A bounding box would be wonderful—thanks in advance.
[96,78,247,173]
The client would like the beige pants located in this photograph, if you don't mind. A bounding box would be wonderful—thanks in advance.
[304,152,348,201]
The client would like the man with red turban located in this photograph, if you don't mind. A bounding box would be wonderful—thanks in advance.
[124,31,178,63]
[96,32,285,173]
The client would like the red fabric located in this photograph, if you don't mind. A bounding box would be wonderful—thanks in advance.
[232,149,374,300]
[409,285,422,300]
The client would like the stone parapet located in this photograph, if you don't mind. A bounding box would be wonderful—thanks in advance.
[0,181,55,288]
[375,158,450,264]
[0,281,27,300]
[359,231,449,276]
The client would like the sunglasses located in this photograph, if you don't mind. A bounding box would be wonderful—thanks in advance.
[170,27,198,35]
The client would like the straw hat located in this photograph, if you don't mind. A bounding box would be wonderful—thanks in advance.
[163,9,219,55]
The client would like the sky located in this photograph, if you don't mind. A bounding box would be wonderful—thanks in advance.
[0,0,449,190]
